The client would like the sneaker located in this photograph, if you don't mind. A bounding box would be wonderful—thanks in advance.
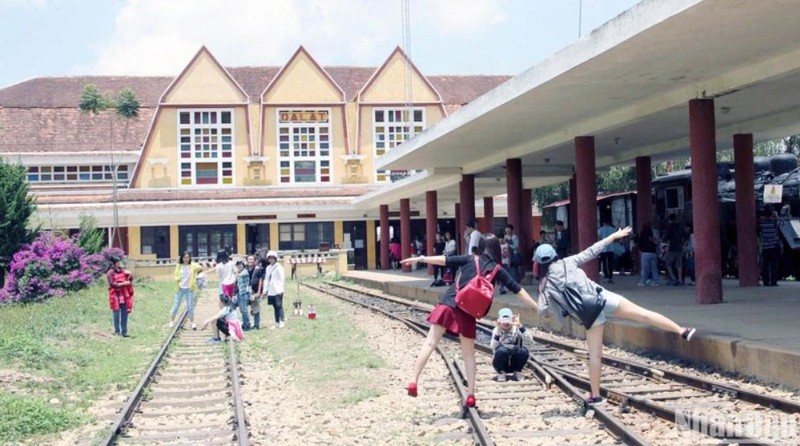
[270,324,278,330]
[121,334,130,338]
[681,327,696,341]
[465,395,476,407]
[406,382,418,397]
[496,373,507,382]
[513,372,524,381]
[168,321,174,328]
[585,395,603,406]
[637,282,647,287]
[191,323,197,331]
[279,321,285,328]
[206,337,222,344]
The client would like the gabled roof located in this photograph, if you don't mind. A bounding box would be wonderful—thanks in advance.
[357,47,443,103]
[261,46,345,103]
[159,46,249,104]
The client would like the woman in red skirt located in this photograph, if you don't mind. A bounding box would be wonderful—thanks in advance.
[401,233,538,408]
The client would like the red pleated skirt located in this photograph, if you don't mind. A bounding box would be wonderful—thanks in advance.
[427,304,476,339]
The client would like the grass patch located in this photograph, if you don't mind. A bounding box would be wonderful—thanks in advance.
[247,278,385,407]
[0,278,175,443]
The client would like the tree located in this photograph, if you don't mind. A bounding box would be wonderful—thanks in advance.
[0,159,38,288]
[78,84,139,250]
[75,213,105,255]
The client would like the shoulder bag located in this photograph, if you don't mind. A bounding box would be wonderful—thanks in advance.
[454,257,501,319]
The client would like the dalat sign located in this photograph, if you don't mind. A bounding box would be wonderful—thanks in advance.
[279,111,329,123]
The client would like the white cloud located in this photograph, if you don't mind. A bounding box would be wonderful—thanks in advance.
[427,0,507,35]
[85,0,407,76]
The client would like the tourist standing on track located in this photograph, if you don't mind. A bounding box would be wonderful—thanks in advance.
[107,256,134,337]
[234,260,252,331]
[264,250,286,329]
[215,250,236,301]
[490,308,531,382]
[533,226,696,406]
[249,256,265,329]
[401,234,539,409]
[170,251,204,330]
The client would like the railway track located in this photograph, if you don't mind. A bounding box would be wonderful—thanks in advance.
[101,291,249,446]
[304,281,641,445]
[310,280,800,445]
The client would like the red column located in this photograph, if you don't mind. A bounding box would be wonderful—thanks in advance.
[689,99,723,304]
[459,174,476,230]
[379,204,390,270]
[483,196,494,235]
[426,190,437,275]
[635,156,653,232]
[400,198,411,273]
[454,202,462,254]
[575,136,599,281]
[506,159,522,240]
[569,174,578,254]
[734,133,758,287]
[521,188,533,272]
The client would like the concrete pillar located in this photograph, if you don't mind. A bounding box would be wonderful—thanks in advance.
[400,198,411,273]
[459,174,476,231]
[426,190,437,275]
[734,133,758,287]
[455,202,462,254]
[569,174,578,254]
[379,204,390,270]
[483,196,494,235]
[506,159,523,240]
[521,188,533,272]
[635,156,653,233]
[575,136,599,281]
[689,99,723,304]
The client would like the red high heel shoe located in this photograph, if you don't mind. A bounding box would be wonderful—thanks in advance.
[406,382,418,397]
[465,394,476,407]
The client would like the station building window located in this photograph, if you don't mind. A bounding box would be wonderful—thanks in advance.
[179,224,236,259]
[27,164,130,184]
[277,109,332,184]
[278,222,334,251]
[140,226,170,259]
[373,107,425,182]
[177,109,234,186]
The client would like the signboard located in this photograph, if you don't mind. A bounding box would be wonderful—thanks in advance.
[764,184,783,204]
[279,110,329,123]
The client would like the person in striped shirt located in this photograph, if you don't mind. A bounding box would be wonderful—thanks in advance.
[759,207,782,287]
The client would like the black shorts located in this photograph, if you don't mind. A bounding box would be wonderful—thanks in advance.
[216,318,230,336]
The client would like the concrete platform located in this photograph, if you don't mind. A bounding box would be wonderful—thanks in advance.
[344,268,800,390]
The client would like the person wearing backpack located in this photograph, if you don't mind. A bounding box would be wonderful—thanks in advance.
[400,234,538,409]
[533,226,696,406]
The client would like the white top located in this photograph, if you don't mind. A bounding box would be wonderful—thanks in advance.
[179,265,191,289]
[444,239,457,256]
[264,262,285,296]
[216,262,236,285]
[468,230,482,254]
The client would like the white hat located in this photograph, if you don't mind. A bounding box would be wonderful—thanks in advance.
[266,250,279,260]
[498,308,513,322]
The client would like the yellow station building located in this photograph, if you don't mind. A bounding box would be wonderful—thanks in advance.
[0,46,511,270]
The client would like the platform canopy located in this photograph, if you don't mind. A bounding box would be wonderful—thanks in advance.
[373,0,800,203]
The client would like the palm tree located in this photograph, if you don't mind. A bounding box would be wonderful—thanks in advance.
[78,84,139,249]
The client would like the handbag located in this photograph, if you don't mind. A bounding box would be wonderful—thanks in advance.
[550,262,606,329]
[454,257,501,319]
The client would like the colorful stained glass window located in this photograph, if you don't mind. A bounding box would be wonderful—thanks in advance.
[276,109,332,184]
[177,109,235,185]
[373,107,425,182]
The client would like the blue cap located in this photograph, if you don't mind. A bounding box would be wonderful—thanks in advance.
[498,308,513,321]
[534,243,557,264]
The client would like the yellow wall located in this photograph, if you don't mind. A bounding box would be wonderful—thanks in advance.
[334,221,343,248]
[263,49,342,104]
[269,223,279,251]
[163,49,247,104]
[360,51,440,103]
[366,219,376,269]
[128,226,142,259]
[236,224,246,255]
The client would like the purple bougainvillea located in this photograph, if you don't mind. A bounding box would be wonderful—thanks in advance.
[0,232,126,304]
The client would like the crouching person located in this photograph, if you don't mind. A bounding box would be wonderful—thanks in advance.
[202,294,244,344]
[490,308,531,381]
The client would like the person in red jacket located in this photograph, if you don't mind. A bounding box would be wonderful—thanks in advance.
[107,256,134,337]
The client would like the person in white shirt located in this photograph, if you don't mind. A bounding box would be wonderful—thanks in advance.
[444,232,456,256]
[264,250,286,329]
[215,250,237,301]
[466,219,481,255]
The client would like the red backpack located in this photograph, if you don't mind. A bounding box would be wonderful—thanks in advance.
[454,257,501,319]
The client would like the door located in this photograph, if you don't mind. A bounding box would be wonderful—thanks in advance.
[344,220,367,270]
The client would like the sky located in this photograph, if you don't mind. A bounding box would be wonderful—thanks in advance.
[0,0,641,88]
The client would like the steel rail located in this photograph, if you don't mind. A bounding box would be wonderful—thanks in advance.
[228,337,249,446]
[100,309,188,446]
